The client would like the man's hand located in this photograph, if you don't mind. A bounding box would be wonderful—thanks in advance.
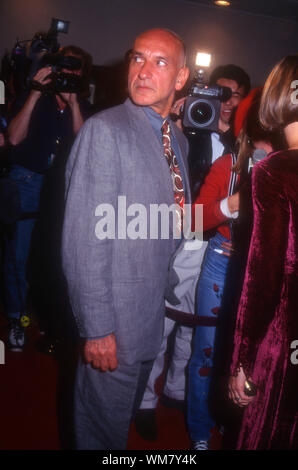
[59,92,78,106]
[83,334,118,372]
[227,191,239,214]
[31,66,52,97]
[170,97,186,130]
[228,366,255,407]
[0,133,5,147]
[8,66,52,146]
[221,240,234,257]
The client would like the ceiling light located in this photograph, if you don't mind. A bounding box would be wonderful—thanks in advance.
[196,52,211,68]
[214,1,231,6]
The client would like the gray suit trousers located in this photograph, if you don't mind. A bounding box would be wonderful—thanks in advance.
[74,358,153,449]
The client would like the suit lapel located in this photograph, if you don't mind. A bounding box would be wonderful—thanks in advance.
[123,99,174,207]
[123,99,191,206]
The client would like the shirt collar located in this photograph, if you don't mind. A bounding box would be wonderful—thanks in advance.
[143,106,169,133]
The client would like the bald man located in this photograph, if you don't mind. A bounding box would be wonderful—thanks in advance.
[62,29,190,449]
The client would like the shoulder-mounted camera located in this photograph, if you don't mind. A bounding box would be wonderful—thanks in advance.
[31,52,83,94]
[183,83,231,132]
[181,56,232,132]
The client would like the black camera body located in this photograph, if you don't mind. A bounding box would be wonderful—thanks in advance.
[9,18,71,94]
[29,19,69,56]
[30,32,59,56]
[31,53,83,94]
[50,72,82,94]
[183,83,232,132]
[40,53,82,73]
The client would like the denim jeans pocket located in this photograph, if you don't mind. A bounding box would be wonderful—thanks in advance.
[9,165,35,184]
[9,166,44,214]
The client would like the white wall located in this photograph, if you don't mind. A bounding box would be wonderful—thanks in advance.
[0,0,298,86]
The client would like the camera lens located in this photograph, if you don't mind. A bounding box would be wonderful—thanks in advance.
[55,73,81,93]
[188,99,215,128]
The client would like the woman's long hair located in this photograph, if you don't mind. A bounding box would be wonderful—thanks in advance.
[232,88,283,173]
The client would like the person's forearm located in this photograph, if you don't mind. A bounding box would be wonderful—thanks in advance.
[8,91,40,145]
[227,192,239,213]
[70,101,84,135]
[0,133,5,147]
[192,200,227,232]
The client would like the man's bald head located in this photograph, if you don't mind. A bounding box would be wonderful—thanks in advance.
[128,28,189,117]
[134,28,187,68]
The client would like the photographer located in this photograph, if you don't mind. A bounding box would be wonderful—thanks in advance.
[186,65,251,199]
[8,45,92,154]
[3,44,92,352]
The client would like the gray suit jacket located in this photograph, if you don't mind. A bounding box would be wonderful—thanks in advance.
[62,98,190,365]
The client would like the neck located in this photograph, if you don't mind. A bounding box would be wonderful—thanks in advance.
[284,122,298,149]
[218,118,230,133]
[56,95,67,111]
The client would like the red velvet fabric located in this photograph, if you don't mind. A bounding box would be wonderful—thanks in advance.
[231,149,298,449]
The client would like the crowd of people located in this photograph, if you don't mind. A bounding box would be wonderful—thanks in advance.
[0,26,298,451]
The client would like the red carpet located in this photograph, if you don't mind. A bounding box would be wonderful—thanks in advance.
[0,318,59,449]
[0,315,222,450]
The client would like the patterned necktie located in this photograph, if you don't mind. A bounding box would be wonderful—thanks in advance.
[161,119,185,232]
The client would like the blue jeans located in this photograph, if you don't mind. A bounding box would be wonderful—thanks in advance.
[187,232,230,442]
[3,165,44,318]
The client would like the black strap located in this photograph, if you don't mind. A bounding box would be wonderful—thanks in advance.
[228,152,238,197]
[228,153,238,240]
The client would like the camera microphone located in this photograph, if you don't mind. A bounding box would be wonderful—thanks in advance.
[252,148,267,165]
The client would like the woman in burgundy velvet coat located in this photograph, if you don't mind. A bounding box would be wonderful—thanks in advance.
[229,55,298,450]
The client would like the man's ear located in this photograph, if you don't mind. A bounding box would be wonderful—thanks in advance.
[175,67,190,91]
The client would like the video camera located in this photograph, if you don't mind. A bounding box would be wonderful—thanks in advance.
[29,18,83,94]
[29,18,69,56]
[31,52,83,94]
[182,54,232,132]
[9,18,72,94]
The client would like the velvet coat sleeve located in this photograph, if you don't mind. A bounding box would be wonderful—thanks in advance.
[231,161,289,378]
